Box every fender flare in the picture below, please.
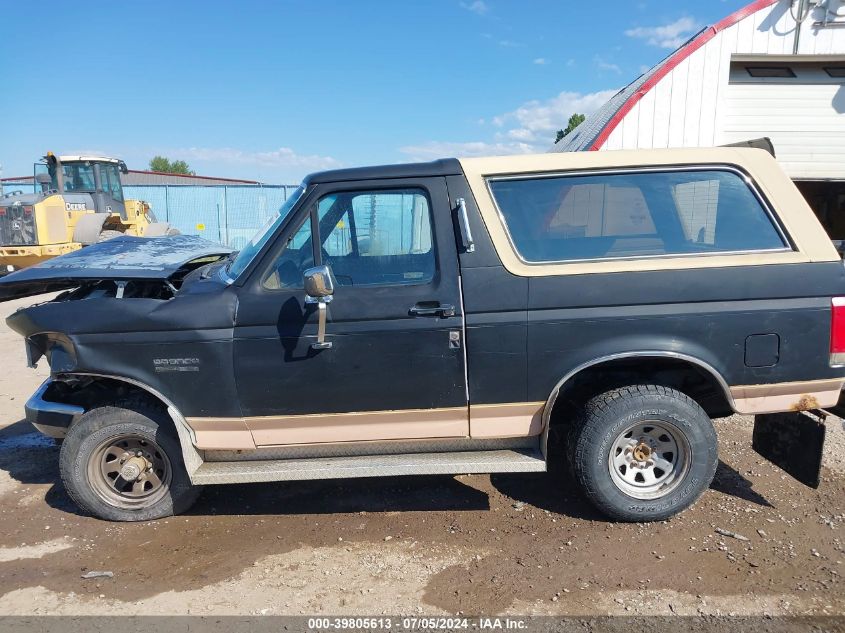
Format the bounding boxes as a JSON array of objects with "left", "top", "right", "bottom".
[
  {"left": 538, "top": 351, "right": 734, "bottom": 460},
  {"left": 55, "top": 372, "right": 204, "bottom": 481}
]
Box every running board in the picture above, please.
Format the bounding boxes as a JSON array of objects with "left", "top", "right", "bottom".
[{"left": 191, "top": 448, "right": 546, "bottom": 485}]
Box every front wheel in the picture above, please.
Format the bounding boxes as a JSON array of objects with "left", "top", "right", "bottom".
[
  {"left": 59, "top": 403, "right": 201, "bottom": 521},
  {"left": 568, "top": 385, "right": 717, "bottom": 522}
]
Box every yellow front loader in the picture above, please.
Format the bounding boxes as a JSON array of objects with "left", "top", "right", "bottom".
[{"left": 0, "top": 153, "right": 178, "bottom": 271}]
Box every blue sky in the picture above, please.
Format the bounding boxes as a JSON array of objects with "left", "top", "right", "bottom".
[{"left": 1, "top": 1, "right": 748, "bottom": 183}]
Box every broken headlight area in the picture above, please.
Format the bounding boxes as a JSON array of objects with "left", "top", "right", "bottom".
[{"left": 25, "top": 333, "right": 76, "bottom": 371}]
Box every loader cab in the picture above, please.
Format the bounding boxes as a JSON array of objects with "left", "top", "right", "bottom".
[{"left": 35, "top": 154, "right": 128, "bottom": 218}]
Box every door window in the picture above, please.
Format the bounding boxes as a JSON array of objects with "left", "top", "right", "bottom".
[
  {"left": 101, "top": 164, "right": 124, "bottom": 201},
  {"left": 317, "top": 189, "right": 435, "bottom": 286}
]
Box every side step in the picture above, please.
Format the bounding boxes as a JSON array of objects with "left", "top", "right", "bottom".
[{"left": 191, "top": 448, "right": 546, "bottom": 485}]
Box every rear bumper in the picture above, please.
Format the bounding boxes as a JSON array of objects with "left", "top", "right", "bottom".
[{"left": 25, "top": 380, "right": 84, "bottom": 439}]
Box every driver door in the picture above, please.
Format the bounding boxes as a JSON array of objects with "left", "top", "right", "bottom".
[{"left": 232, "top": 177, "right": 468, "bottom": 446}]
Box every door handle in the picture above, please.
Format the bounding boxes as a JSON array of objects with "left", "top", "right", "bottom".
[{"left": 409, "top": 302, "right": 455, "bottom": 318}]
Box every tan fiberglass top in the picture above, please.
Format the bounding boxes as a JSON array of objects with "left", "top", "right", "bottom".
[{"left": 458, "top": 147, "right": 839, "bottom": 277}]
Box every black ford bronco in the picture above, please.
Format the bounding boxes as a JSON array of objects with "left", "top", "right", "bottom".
[{"left": 3, "top": 147, "right": 843, "bottom": 522}]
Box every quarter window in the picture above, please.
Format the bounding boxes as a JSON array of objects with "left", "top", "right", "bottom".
[
  {"left": 262, "top": 215, "right": 314, "bottom": 289},
  {"left": 488, "top": 169, "right": 787, "bottom": 263}
]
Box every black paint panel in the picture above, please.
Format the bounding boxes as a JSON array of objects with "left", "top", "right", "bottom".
[
  {"left": 233, "top": 176, "right": 468, "bottom": 419},
  {"left": 71, "top": 336, "right": 239, "bottom": 418},
  {"left": 447, "top": 176, "right": 531, "bottom": 406},
  {"left": 305, "top": 159, "right": 461, "bottom": 185},
  {"left": 527, "top": 263, "right": 845, "bottom": 310},
  {"left": 457, "top": 257, "right": 845, "bottom": 406},
  {"left": 524, "top": 299, "right": 829, "bottom": 403},
  {"left": 7, "top": 281, "right": 242, "bottom": 418}
]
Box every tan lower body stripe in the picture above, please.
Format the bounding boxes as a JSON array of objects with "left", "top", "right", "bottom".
[
  {"left": 730, "top": 378, "right": 844, "bottom": 414},
  {"left": 469, "top": 402, "right": 545, "bottom": 438},
  {"left": 186, "top": 401, "right": 547, "bottom": 450}
]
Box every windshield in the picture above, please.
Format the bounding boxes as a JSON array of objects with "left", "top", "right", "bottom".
[{"left": 227, "top": 185, "right": 306, "bottom": 279}]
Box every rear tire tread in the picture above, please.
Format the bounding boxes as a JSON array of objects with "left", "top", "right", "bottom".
[{"left": 569, "top": 384, "right": 718, "bottom": 522}]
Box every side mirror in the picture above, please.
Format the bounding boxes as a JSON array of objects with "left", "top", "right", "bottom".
[
  {"left": 303, "top": 265, "right": 335, "bottom": 351},
  {"left": 35, "top": 173, "right": 52, "bottom": 193},
  {"left": 303, "top": 264, "right": 335, "bottom": 299}
]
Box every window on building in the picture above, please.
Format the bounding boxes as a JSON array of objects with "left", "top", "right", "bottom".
[
  {"left": 824, "top": 67, "right": 845, "bottom": 78},
  {"left": 745, "top": 66, "right": 795, "bottom": 78},
  {"left": 488, "top": 169, "right": 787, "bottom": 263}
]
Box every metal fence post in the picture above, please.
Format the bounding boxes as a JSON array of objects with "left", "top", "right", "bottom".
[{"left": 222, "top": 186, "right": 229, "bottom": 245}]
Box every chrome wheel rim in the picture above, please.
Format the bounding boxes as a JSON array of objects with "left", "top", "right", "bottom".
[
  {"left": 88, "top": 434, "right": 172, "bottom": 509},
  {"left": 608, "top": 420, "right": 691, "bottom": 500}
]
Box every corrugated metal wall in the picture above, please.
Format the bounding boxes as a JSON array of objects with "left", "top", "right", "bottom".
[
  {"left": 124, "top": 184, "right": 298, "bottom": 249},
  {"left": 0, "top": 182, "right": 300, "bottom": 249}
]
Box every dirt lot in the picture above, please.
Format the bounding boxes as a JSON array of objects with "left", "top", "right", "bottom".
[{"left": 0, "top": 295, "right": 843, "bottom": 617}]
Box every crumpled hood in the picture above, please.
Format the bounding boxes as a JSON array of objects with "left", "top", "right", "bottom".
[{"left": 0, "top": 234, "right": 233, "bottom": 301}]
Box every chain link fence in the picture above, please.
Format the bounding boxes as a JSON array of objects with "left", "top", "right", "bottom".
[
  {"left": 1, "top": 181, "right": 300, "bottom": 249},
  {"left": 123, "top": 184, "right": 299, "bottom": 249}
]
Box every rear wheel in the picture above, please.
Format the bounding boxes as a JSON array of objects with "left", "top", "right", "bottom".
[
  {"left": 568, "top": 385, "right": 717, "bottom": 522},
  {"left": 59, "top": 403, "right": 201, "bottom": 521}
]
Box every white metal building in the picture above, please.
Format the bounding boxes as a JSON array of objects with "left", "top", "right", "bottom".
[{"left": 555, "top": 0, "right": 845, "bottom": 237}]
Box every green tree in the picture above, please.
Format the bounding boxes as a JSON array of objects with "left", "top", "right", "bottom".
[
  {"left": 149, "top": 156, "right": 195, "bottom": 175},
  {"left": 555, "top": 113, "right": 586, "bottom": 143}
]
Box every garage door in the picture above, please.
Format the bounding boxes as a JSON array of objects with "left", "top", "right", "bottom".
[{"left": 722, "top": 63, "right": 845, "bottom": 179}]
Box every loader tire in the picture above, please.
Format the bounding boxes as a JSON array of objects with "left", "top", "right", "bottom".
[{"left": 97, "top": 230, "right": 124, "bottom": 242}]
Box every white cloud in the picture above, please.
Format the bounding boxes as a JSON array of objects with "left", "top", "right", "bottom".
[
  {"left": 493, "top": 89, "right": 618, "bottom": 144},
  {"left": 533, "top": 57, "right": 548, "bottom": 65},
  {"left": 399, "top": 88, "right": 618, "bottom": 158},
  {"left": 625, "top": 16, "right": 701, "bottom": 49},
  {"left": 460, "top": 0, "right": 489, "bottom": 15},
  {"left": 64, "top": 148, "right": 110, "bottom": 157},
  {"left": 594, "top": 56, "right": 622, "bottom": 74},
  {"left": 171, "top": 146, "right": 340, "bottom": 171},
  {"left": 399, "top": 141, "right": 536, "bottom": 161}
]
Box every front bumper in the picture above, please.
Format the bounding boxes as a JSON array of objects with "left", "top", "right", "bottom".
[{"left": 25, "top": 380, "right": 84, "bottom": 439}]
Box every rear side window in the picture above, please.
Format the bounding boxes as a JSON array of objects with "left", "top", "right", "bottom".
[{"left": 487, "top": 169, "right": 787, "bottom": 263}]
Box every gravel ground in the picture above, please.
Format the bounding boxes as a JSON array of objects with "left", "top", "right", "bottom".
[{"left": 0, "top": 295, "right": 843, "bottom": 617}]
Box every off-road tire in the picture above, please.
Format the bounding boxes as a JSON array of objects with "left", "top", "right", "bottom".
[
  {"left": 59, "top": 403, "right": 201, "bottom": 521},
  {"left": 568, "top": 385, "right": 717, "bottom": 522},
  {"left": 97, "top": 229, "right": 124, "bottom": 242}
]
